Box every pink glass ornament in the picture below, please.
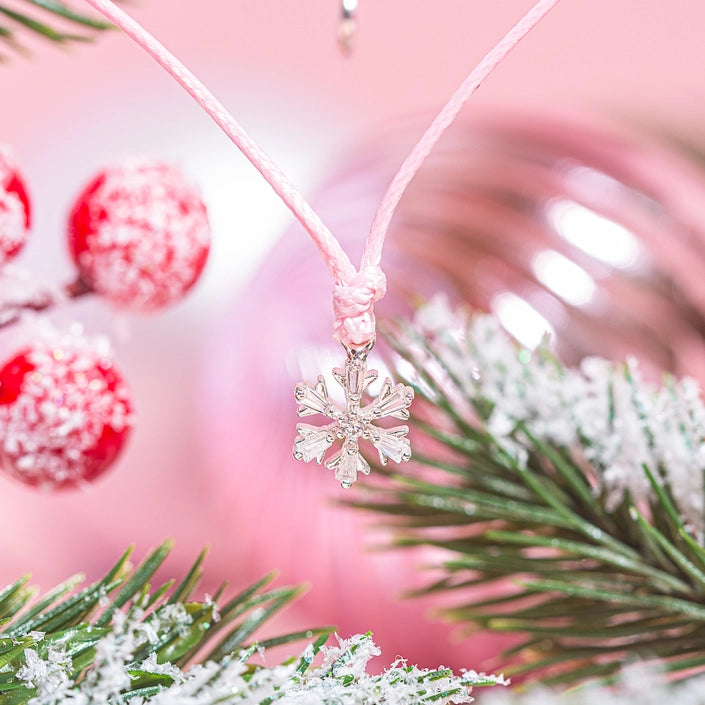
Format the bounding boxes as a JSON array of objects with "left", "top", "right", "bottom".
[{"left": 198, "top": 111, "right": 705, "bottom": 669}]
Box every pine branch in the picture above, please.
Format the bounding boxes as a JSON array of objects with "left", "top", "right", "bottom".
[
  {"left": 482, "top": 664, "right": 705, "bottom": 705},
  {"left": 0, "top": 541, "right": 332, "bottom": 703},
  {"left": 349, "top": 297, "right": 705, "bottom": 687},
  {"left": 0, "top": 542, "right": 504, "bottom": 704},
  {"left": 0, "top": 0, "right": 114, "bottom": 60}
]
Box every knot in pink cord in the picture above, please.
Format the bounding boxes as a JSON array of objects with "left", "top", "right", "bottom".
[{"left": 332, "top": 265, "right": 387, "bottom": 348}]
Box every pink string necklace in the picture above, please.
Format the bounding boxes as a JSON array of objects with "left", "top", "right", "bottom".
[{"left": 80, "top": 0, "right": 562, "bottom": 486}]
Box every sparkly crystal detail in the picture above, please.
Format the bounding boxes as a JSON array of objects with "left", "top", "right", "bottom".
[
  {"left": 293, "top": 347, "right": 414, "bottom": 488},
  {"left": 292, "top": 423, "right": 336, "bottom": 463}
]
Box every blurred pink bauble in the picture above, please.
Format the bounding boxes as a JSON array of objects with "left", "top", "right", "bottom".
[
  {"left": 391, "top": 112, "right": 705, "bottom": 382},
  {"left": 198, "top": 111, "right": 705, "bottom": 669}
]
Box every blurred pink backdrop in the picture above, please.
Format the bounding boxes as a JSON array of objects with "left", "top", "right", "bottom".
[{"left": 2, "top": 0, "right": 705, "bottom": 672}]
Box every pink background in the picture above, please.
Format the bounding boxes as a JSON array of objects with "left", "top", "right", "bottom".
[{"left": 2, "top": 0, "right": 705, "bottom": 671}]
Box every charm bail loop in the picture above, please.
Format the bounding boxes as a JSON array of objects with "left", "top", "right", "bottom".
[{"left": 343, "top": 338, "right": 375, "bottom": 362}]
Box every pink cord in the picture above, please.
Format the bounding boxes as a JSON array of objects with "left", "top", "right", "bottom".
[
  {"left": 364, "top": 0, "right": 562, "bottom": 270},
  {"left": 80, "top": 0, "right": 356, "bottom": 286},
  {"left": 82, "top": 0, "right": 562, "bottom": 348}
]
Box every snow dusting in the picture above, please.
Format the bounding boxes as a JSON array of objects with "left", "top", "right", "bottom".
[
  {"left": 0, "top": 335, "right": 133, "bottom": 489},
  {"left": 68, "top": 158, "right": 210, "bottom": 311},
  {"left": 482, "top": 663, "right": 705, "bottom": 705},
  {"left": 14, "top": 620, "right": 503, "bottom": 705},
  {"left": 406, "top": 296, "right": 705, "bottom": 536}
]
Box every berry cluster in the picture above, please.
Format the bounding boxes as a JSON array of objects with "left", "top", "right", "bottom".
[{"left": 0, "top": 149, "right": 211, "bottom": 489}]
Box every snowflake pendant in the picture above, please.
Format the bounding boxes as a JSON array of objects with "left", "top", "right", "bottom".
[{"left": 293, "top": 346, "right": 414, "bottom": 488}]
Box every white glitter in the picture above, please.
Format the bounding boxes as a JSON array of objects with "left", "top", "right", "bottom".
[
  {"left": 15, "top": 626, "right": 500, "bottom": 705},
  {"left": 406, "top": 296, "right": 705, "bottom": 536},
  {"left": 0, "top": 337, "right": 133, "bottom": 488},
  {"left": 71, "top": 158, "right": 210, "bottom": 311}
]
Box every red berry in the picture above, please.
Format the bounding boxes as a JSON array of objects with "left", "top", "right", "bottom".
[
  {"left": 0, "top": 340, "right": 133, "bottom": 489},
  {"left": 0, "top": 146, "right": 31, "bottom": 264},
  {"left": 67, "top": 158, "right": 210, "bottom": 310}
]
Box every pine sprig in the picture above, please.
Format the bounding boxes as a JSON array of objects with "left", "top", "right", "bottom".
[
  {"left": 0, "top": 541, "right": 504, "bottom": 704},
  {"left": 350, "top": 297, "right": 705, "bottom": 687},
  {"left": 0, "top": 541, "right": 333, "bottom": 703},
  {"left": 0, "top": 0, "right": 113, "bottom": 60},
  {"left": 480, "top": 663, "right": 705, "bottom": 705}
]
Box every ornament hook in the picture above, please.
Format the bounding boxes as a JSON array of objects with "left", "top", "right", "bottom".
[{"left": 338, "top": 0, "right": 358, "bottom": 55}]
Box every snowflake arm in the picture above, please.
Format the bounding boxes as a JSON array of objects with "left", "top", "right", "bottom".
[{"left": 293, "top": 348, "right": 414, "bottom": 487}]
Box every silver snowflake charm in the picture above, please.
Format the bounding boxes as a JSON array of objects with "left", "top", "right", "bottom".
[{"left": 293, "top": 346, "right": 414, "bottom": 488}]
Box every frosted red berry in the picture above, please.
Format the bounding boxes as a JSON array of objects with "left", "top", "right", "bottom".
[
  {"left": 0, "top": 341, "right": 133, "bottom": 489},
  {"left": 67, "top": 158, "right": 210, "bottom": 311},
  {"left": 0, "top": 146, "right": 31, "bottom": 264}
]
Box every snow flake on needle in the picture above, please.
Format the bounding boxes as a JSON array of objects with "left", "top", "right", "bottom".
[{"left": 293, "top": 349, "right": 414, "bottom": 487}]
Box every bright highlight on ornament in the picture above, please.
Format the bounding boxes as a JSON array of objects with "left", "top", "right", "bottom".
[
  {"left": 293, "top": 348, "right": 414, "bottom": 488},
  {"left": 0, "top": 339, "right": 133, "bottom": 489},
  {"left": 547, "top": 199, "right": 641, "bottom": 268},
  {"left": 0, "top": 146, "right": 31, "bottom": 265},
  {"left": 564, "top": 165, "right": 623, "bottom": 202},
  {"left": 532, "top": 249, "right": 596, "bottom": 306},
  {"left": 67, "top": 158, "right": 211, "bottom": 311},
  {"left": 492, "top": 292, "right": 554, "bottom": 350}
]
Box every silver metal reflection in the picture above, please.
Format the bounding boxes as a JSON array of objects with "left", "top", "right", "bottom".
[{"left": 293, "top": 343, "right": 413, "bottom": 488}]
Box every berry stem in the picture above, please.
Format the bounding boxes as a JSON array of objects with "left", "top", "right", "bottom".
[{"left": 0, "top": 277, "right": 93, "bottom": 329}]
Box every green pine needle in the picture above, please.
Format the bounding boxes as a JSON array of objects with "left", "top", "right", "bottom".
[
  {"left": 348, "top": 300, "right": 705, "bottom": 687},
  {"left": 0, "top": 542, "right": 332, "bottom": 703},
  {"left": 0, "top": 0, "right": 115, "bottom": 59}
]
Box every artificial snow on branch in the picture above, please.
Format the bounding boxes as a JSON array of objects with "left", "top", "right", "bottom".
[
  {"left": 349, "top": 296, "right": 705, "bottom": 686},
  {"left": 0, "top": 542, "right": 505, "bottom": 704},
  {"left": 412, "top": 296, "right": 705, "bottom": 535},
  {"left": 19, "top": 630, "right": 505, "bottom": 705},
  {"left": 481, "top": 664, "right": 705, "bottom": 705}
]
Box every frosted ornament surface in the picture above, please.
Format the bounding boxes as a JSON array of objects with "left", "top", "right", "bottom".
[
  {"left": 0, "top": 340, "right": 133, "bottom": 489},
  {"left": 67, "top": 158, "right": 210, "bottom": 311}
]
